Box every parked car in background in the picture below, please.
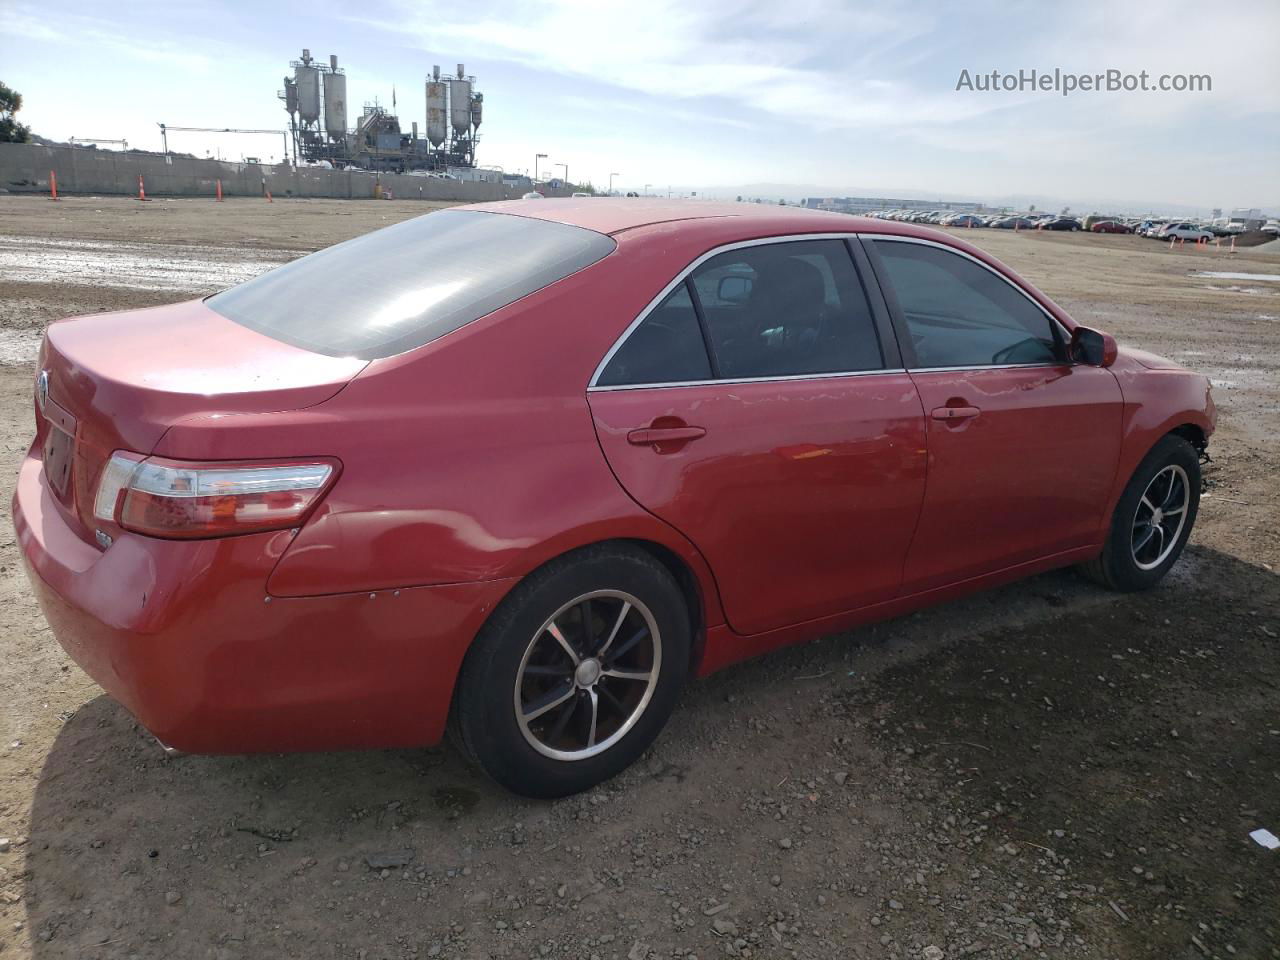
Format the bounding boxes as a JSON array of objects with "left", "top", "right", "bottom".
[
  {"left": 1038, "top": 217, "right": 1083, "bottom": 232},
  {"left": 1092, "top": 220, "right": 1134, "bottom": 234},
  {"left": 1262, "top": 220, "right": 1280, "bottom": 236},
  {"left": 1160, "top": 223, "right": 1214, "bottom": 242},
  {"left": 945, "top": 214, "right": 985, "bottom": 228},
  {"left": 14, "top": 200, "right": 1215, "bottom": 798},
  {"left": 1136, "top": 221, "right": 1166, "bottom": 237},
  {"left": 991, "top": 217, "right": 1036, "bottom": 230}
]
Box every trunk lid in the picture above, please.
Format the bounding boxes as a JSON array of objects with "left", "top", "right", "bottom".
[{"left": 37, "top": 299, "right": 366, "bottom": 545}]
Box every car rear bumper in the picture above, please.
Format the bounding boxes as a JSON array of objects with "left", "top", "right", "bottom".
[{"left": 13, "top": 452, "right": 514, "bottom": 753}]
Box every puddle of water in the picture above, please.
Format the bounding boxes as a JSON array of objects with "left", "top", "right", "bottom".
[
  {"left": 1193, "top": 271, "right": 1280, "bottom": 282},
  {"left": 1201, "top": 366, "right": 1277, "bottom": 391},
  {"left": 0, "top": 236, "right": 294, "bottom": 294},
  {"left": 0, "top": 329, "right": 43, "bottom": 365}
]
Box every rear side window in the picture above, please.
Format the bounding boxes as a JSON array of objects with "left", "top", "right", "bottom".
[
  {"left": 690, "top": 240, "right": 884, "bottom": 379},
  {"left": 597, "top": 284, "right": 712, "bottom": 386},
  {"left": 207, "top": 209, "right": 615, "bottom": 360},
  {"left": 871, "top": 240, "right": 1060, "bottom": 368}
]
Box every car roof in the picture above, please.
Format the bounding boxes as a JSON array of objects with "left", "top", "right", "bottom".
[
  {"left": 466, "top": 197, "right": 1079, "bottom": 334},
  {"left": 465, "top": 197, "right": 866, "bottom": 237}
]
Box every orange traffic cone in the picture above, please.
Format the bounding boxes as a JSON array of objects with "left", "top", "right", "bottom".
[
  {"left": 137, "top": 175, "right": 148, "bottom": 201},
  {"left": 216, "top": 179, "right": 223, "bottom": 202},
  {"left": 49, "top": 170, "right": 58, "bottom": 201},
  {"left": 266, "top": 189, "right": 273, "bottom": 203}
]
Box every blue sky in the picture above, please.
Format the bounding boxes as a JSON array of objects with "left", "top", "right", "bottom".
[{"left": 3, "top": 0, "right": 1277, "bottom": 210}]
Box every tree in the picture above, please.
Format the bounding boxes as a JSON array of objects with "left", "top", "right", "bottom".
[{"left": 0, "top": 82, "right": 32, "bottom": 143}]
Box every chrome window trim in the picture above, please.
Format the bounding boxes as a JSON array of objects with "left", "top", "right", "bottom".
[
  {"left": 589, "top": 232, "right": 867, "bottom": 389},
  {"left": 587, "top": 231, "right": 1073, "bottom": 392},
  {"left": 589, "top": 366, "right": 909, "bottom": 393}
]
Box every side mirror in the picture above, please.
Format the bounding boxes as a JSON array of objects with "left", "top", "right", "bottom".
[
  {"left": 1070, "top": 326, "right": 1118, "bottom": 367},
  {"left": 718, "top": 275, "right": 752, "bottom": 304}
]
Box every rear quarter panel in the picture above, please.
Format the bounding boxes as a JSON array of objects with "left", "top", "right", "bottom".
[{"left": 152, "top": 229, "right": 742, "bottom": 626}]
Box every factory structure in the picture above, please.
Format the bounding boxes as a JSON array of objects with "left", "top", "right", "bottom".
[{"left": 280, "top": 49, "right": 484, "bottom": 174}]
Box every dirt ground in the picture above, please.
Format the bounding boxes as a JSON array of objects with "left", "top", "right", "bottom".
[{"left": 0, "top": 197, "right": 1276, "bottom": 960}]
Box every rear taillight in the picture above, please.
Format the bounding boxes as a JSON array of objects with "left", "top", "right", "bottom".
[{"left": 94, "top": 454, "right": 337, "bottom": 540}]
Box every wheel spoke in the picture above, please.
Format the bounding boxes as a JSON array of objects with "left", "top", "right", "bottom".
[
  {"left": 1163, "top": 505, "right": 1185, "bottom": 517},
  {"left": 1140, "top": 494, "right": 1157, "bottom": 516},
  {"left": 606, "top": 626, "right": 648, "bottom": 665},
  {"left": 586, "top": 689, "right": 600, "bottom": 748},
  {"left": 547, "top": 691, "right": 580, "bottom": 743},
  {"left": 595, "top": 601, "right": 632, "bottom": 658},
  {"left": 1161, "top": 476, "right": 1184, "bottom": 509},
  {"left": 546, "top": 621, "right": 580, "bottom": 665},
  {"left": 522, "top": 663, "right": 570, "bottom": 678},
  {"left": 1133, "top": 525, "right": 1157, "bottom": 556},
  {"left": 597, "top": 680, "right": 628, "bottom": 715},
  {"left": 603, "top": 667, "right": 653, "bottom": 682},
  {"left": 523, "top": 681, "right": 575, "bottom": 722}
]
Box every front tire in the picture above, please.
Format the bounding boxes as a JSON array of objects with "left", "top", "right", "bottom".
[
  {"left": 451, "top": 544, "right": 690, "bottom": 798},
  {"left": 1082, "top": 435, "right": 1200, "bottom": 591}
]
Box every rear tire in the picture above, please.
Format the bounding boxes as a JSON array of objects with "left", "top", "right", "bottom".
[
  {"left": 451, "top": 544, "right": 690, "bottom": 798},
  {"left": 1082, "top": 435, "right": 1200, "bottom": 591}
]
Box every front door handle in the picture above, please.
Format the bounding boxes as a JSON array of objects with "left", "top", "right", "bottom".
[
  {"left": 627, "top": 425, "right": 707, "bottom": 445},
  {"left": 930, "top": 405, "right": 980, "bottom": 421}
]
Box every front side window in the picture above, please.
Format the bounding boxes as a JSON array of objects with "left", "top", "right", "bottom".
[
  {"left": 208, "top": 209, "right": 615, "bottom": 360},
  {"left": 689, "top": 240, "right": 883, "bottom": 379},
  {"left": 871, "top": 240, "right": 1060, "bottom": 368}
]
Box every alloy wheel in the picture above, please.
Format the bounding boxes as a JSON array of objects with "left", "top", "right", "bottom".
[
  {"left": 513, "top": 590, "right": 662, "bottom": 761},
  {"left": 1131, "top": 464, "right": 1190, "bottom": 571}
]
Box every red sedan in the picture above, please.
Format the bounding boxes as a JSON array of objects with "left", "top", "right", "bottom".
[
  {"left": 1092, "top": 220, "right": 1135, "bottom": 234},
  {"left": 14, "top": 200, "right": 1215, "bottom": 797}
]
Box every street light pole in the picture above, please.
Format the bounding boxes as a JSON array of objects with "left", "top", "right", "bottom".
[
  {"left": 534, "top": 152, "right": 547, "bottom": 181},
  {"left": 644, "top": 183, "right": 652, "bottom": 196},
  {"left": 609, "top": 172, "right": 619, "bottom": 195},
  {"left": 555, "top": 162, "right": 567, "bottom": 185}
]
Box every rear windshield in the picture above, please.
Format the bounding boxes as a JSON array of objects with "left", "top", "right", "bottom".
[{"left": 207, "top": 209, "right": 615, "bottom": 359}]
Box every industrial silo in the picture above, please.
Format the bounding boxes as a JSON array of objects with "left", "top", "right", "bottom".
[
  {"left": 471, "top": 93, "right": 483, "bottom": 129},
  {"left": 426, "top": 71, "right": 448, "bottom": 146},
  {"left": 323, "top": 58, "right": 347, "bottom": 139},
  {"left": 295, "top": 58, "right": 321, "bottom": 124},
  {"left": 282, "top": 77, "right": 298, "bottom": 116},
  {"left": 450, "top": 64, "right": 472, "bottom": 134}
]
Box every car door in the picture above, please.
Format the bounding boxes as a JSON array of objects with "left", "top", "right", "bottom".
[
  {"left": 864, "top": 236, "right": 1123, "bottom": 593},
  {"left": 587, "top": 238, "right": 928, "bottom": 637}
]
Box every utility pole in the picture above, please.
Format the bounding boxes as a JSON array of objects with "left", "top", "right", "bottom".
[
  {"left": 644, "top": 183, "right": 652, "bottom": 196},
  {"left": 555, "top": 162, "right": 567, "bottom": 185},
  {"left": 534, "top": 152, "right": 547, "bottom": 181},
  {"left": 609, "top": 172, "right": 619, "bottom": 195}
]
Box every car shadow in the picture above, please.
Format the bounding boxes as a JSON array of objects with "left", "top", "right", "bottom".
[{"left": 18, "top": 546, "right": 1277, "bottom": 958}]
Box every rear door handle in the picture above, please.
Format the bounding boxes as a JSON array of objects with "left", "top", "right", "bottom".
[
  {"left": 627, "top": 426, "right": 707, "bottom": 445},
  {"left": 930, "top": 405, "right": 980, "bottom": 421}
]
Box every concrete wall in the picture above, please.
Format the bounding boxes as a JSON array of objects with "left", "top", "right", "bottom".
[{"left": 0, "top": 142, "right": 566, "bottom": 201}]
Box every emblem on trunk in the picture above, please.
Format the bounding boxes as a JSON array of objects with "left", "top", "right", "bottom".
[{"left": 36, "top": 370, "right": 50, "bottom": 412}]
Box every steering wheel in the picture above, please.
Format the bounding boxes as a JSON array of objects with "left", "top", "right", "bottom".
[{"left": 991, "top": 337, "right": 1048, "bottom": 365}]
